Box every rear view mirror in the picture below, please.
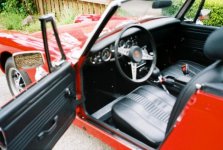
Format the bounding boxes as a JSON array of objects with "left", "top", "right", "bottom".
[
  {"left": 13, "top": 51, "right": 45, "bottom": 70},
  {"left": 152, "top": 0, "right": 172, "bottom": 9}
]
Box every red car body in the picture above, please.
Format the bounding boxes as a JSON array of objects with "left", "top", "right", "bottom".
[
  {"left": 73, "top": 91, "right": 223, "bottom": 150},
  {"left": 0, "top": 16, "right": 128, "bottom": 81},
  {"left": 0, "top": 10, "right": 223, "bottom": 150}
]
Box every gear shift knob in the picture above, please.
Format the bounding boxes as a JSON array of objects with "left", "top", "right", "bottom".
[{"left": 152, "top": 67, "right": 161, "bottom": 79}]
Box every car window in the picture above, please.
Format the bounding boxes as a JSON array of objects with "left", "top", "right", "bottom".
[
  {"left": 0, "top": 29, "right": 65, "bottom": 108},
  {"left": 162, "top": 0, "right": 186, "bottom": 17},
  {"left": 116, "top": 0, "right": 186, "bottom": 18},
  {"left": 184, "top": 0, "right": 223, "bottom": 27},
  {"left": 0, "top": 54, "right": 49, "bottom": 107}
]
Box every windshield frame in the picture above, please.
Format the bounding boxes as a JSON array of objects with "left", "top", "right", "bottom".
[{"left": 81, "top": 0, "right": 126, "bottom": 56}]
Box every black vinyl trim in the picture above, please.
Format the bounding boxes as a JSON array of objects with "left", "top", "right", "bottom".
[
  {"left": 202, "top": 83, "right": 223, "bottom": 97},
  {"left": 85, "top": 110, "right": 154, "bottom": 150},
  {"left": 176, "top": 0, "right": 195, "bottom": 20},
  {"left": 0, "top": 62, "right": 76, "bottom": 150}
]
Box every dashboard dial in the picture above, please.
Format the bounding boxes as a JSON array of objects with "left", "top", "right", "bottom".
[
  {"left": 119, "top": 40, "right": 125, "bottom": 47},
  {"left": 89, "top": 35, "right": 139, "bottom": 65},
  {"left": 126, "top": 40, "right": 133, "bottom": 48},
  {"left": 101, "top": 48, "right": 112, "bottom": 62}
]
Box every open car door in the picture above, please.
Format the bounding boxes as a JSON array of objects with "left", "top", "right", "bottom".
[
  {"left": 0, "top": 16, "right": 77, "bottom": 149},
  {"left": 0, "top": 62, "right": 76, "bottom": 149}
]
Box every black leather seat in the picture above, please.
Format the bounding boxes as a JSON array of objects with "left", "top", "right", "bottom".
[
  {"left": 112, "top": 85, "right": 175, "bottom": 147},
  {"left": 162, "top": 60, "right": 205, "bottom": 83},
  {"left": 112, "top": 27, "right": 223, "bottom": 147}
]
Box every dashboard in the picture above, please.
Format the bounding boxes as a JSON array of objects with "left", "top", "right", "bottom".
[
  {"left": 88, "top": 35, "right": 140, "bottom": 65},
  {"left": 87, "top": 18, "right": 180, "bottom": 65}
]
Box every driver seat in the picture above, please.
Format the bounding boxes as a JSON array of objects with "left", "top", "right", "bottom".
[{"left": 112, "top": 27, "right": 223, "bottom": 147}]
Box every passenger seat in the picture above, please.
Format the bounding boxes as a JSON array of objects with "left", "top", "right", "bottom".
[{"left": 162, "top": 60, "right": 205, "bottom": 83}]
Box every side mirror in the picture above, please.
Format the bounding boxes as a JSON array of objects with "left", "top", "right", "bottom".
[
  {"left": 13, "top": 51, "right": 45, "bottom": 70},
  {"left": 152, "top": 0, "right": 172, "bottom": 9}
]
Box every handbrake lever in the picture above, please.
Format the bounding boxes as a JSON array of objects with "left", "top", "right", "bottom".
[{"left": 152, "top": 67, "right": 170, "bottom": 94}]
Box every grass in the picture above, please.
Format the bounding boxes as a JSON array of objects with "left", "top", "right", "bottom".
[
  {"left": 57, "top": 8, "right": 79, "bottom": 25},
  {"left": 0, "top": 8, "right": 80, "bottom": 33},
  {"left": 0, "top": 12, "right": 25, "bottom": 30},
  {"left": 0, "top": 12, "right": 41, "bottom": 33}
]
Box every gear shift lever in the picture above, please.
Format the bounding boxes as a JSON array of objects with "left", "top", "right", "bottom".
[
  {"left": 152, "top": 67, "right": 161, "bottom": 79},
  {"left": 152, "top": 67, "right": 170, "bottom": 94}
]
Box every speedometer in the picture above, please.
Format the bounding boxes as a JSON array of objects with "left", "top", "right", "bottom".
[{"left": 101, "top": 48, "right": 112, "bottom": 62}]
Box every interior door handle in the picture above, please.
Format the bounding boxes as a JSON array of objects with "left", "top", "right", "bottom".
[{"left": 38, "top": 115, "right": 58, "bottom": 140}]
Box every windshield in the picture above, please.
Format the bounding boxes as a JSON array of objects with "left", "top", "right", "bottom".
[
  {"left": 99, "top": 0, "right": 185, "bottom": 37},
  {"left": 118, "top": 0, "right": 167, "bottom": 19},
  {"left": 118, "top": 0, "right": 185, "bottom": 18}
]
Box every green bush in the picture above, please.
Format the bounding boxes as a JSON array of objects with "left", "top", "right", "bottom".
[
  {"left": 1, "top": 0, "right": 36, "bottom": 15},
  {"left": 0, "top": 0, "right": 5, "bottom": 11},
  {"left": 163, "top": 0, "right": 202, "bottom": 18},
  {"left": 162, "top": 0, "right": 185, "bottom": 17},
  {"left": 203, "top": 1, "right": 223, "bottom": 27},
  {"left": 163, "top": 0, "right": 223, "bottom": 27},
  {"left": 0, "top": 0, "right": 39, "bottom": 32}
]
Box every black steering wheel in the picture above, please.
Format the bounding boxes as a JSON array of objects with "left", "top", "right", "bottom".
[{"left": 114, "top": 24, "right": 157, "bottom": 83}]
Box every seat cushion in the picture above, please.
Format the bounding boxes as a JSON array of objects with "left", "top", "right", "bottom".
[
  {"left": 112, "top": 85, "right": 176, "bottom": 147},
  {"left": 162, "top": 60, "right": 205, "bottom": 83}
]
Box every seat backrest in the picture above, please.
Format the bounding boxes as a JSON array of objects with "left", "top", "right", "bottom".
[{"left": 166, "top": 27, "right": 223, "bottom": 134}]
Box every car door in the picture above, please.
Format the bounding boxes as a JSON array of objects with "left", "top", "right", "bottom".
[
  {"left": 0, "top": 16, "right": 78, "bottom": 150},
  {"left": 173, "top": 0, "right": 220, "bottom": 65},
  {"left": 175, "top": 22, "right": 217, "bottom": 64},
  {"left": 0, "top": 61, "right": 77, "bottom": 150}
]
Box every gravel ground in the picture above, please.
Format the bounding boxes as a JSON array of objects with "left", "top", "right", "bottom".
[{"left": 0, "top": 71, "right": 112, "bottom": 150}]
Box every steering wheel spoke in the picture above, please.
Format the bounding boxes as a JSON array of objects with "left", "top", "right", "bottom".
[
  {"left": 130, "top": 62, "right": 137, "bottom": 80},
  {"left": 142, "top": 50, "right": 153, "bottom": 60},
  {"left": 118, "top": 46, "right": 130, "bottom": 56}
]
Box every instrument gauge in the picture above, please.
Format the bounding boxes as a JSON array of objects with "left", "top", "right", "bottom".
[
  {"left": 90, "top": 55, "right": 96, "bottom": 64},
  {"left": 119, "top": 40, "right": 125, "bottom": 47},
  {"left": 101, "top": 48, "right": 112, "bottom": 62},
  {"left": 126, "top": 40, "right": 133, "bottom": 48}
]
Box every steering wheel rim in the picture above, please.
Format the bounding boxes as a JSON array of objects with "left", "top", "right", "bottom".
[{"left": 114, "top": 24, "right": 157, "bottom": 83}]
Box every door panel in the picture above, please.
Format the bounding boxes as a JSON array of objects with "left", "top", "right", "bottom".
[
  {"left": 0, "top": 62, "right": 76, "bottom": 150},
  {"left": 174, "top": 23, "right": 218, "bottom": 65}
]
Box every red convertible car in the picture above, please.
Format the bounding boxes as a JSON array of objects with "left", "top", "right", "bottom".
[{"left": 0, "top": 0, "right": 223, "bottom": 149}]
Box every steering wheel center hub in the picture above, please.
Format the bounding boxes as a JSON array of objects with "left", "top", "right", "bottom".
[{"left": 129, "top": 46, "right": 143, "bottom": 63}]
